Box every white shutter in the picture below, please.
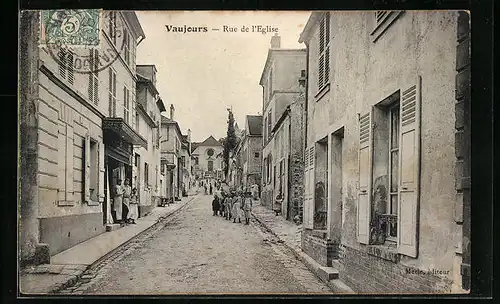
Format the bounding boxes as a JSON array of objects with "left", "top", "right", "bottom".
[
  {"left": 307, "top": 146, "right": 315, "bottom": 229},
  {"left": 65, "top": 125, "right": 74, "bottom": 201},
  {"left": 397, "top": 76, "right": 422, "bottom": 258},
  {"left": 357, "top": 110, "right": 373, "bottom": 244},
  {"left": 84, "top": 132, "right": 91, "bottom": 202},
  {"left": 98, "top": 141, "right": 105, "bottom": 202},
  {"left": 303, "top": 148, "right": 310, "bottom": 226}
]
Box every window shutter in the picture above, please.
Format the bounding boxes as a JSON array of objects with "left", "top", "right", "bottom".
[
  {"left": 58, "top": 49, "right": 66, "bottom": 78},
  {"left": 93, "top": 51, "right": 99, "bottom": 104},
  {"left": 98, "top": 141, "right": 105, "bottom": 202},
  {"left": 307, "top": 146, "right": 315, "bottom": 229},
  {"left": 57, "top": 125, "right": 66, "bottom": 202},
  {"left": 88, "top": 50, "right": 94, "bottom": 101},
  {"left": 67, "top": 52, "right": 74, "bottom": 84},
  {"left": 357, "top": 109, "right": 373, "bottom": 244},
  {"left": 84, "top": 132, "right": 91, "bottom": 202},
  {"left": 397, "top": 76, "right": 422, "bottom": 258}
]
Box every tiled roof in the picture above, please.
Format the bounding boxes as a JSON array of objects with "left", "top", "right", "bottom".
[{"left": 198, "top": 135, "right": 222, "bottom": 147}]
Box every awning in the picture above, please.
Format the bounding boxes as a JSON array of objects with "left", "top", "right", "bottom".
[{"left": 103, "top": 117, "right": 147, "bottom": 148}]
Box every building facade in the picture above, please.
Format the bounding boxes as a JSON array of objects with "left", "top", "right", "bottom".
[
  {"left": 269, "top": 81, "right": 306, "bottom": 221},
  {"left": 299, "top": 11, "right": 470, "bottom": 293},
  {"left": 191, "top": 136, "right": 224, "bottom": 181},
  {"left": 19, "top": 11, "right": 147, "bottom": 264},
  {"left": 241, "top": 115, "right": 263, "bottom": 191},
  {"left": 259, "top": 34, "right": 306, "bottom": 210},
  {"left": 134, "top": 65, "right": 165, "bottom": 216},
  {"left": 180, "top": 133, "right": 193, "bottom": 195},
  {"left": 160, "top": 105, "right": 184, "bottom": 201}
]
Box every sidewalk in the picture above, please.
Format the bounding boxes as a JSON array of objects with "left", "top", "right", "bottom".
[
  {"left": 19, "top": 194, "right": 197, "bottom": 294},
  {"left": 251, "top": 202, "right": 355, "bottom": 294}
]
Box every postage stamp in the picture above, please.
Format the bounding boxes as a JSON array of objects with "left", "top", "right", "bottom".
[
  {"left": 40, "top": 10, "right": 126, "bottom": 74},
  {"left": 41, "top": 9, "right": 100, "bottom": 46}
]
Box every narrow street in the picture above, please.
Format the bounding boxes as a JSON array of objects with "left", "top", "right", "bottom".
[{"left": 74, "top": 193, "right": 332, "bottom": 294}]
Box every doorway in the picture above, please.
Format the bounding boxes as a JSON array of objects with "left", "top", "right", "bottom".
[{"left": 330, "top": 127, "right": 344, "bottom": 242}]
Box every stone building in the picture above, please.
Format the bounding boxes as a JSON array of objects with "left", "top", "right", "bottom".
[
  {"left": 19, "top": 11, "right": 147, "bottom": 264},
  {"left": 241, "top": 115, "right": 263, "bottom": 191},
  {"left": 191, "top": 136, "right": 223, "bottom": 180},
  {"left": 180, "top": 133, "right": 193, "bottom": 195},
  {"left": 134, "top": 65, "right": 165, "bottom": 216},
  {"left": 269, "top": 78, "right": 306, "bottom": 221},
  {"left": 259, "top": 34, "right": 306, "bottom": 210},
  {"left": 298, "top": 11, "right": 470, "bottom": 293},
  {"left": 160, "top": 105, "right": 184, "bottom": 201}
]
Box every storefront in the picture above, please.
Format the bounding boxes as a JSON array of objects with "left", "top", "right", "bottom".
[{"left": 103, "top": 118, "right": 147, "bottom": 225}]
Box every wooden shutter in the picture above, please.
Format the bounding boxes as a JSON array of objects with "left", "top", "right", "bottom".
[
  {"left": 65, "top": 125, "right": 74, "bottom": 201},
  {"left": 307, "top": 146, "right": 315, "bottom": 229},
  {"left": 397, "top": 76, "right": 422, "bottom": 257},
  {"left": 357, "top": 110, "right": 373, "bottom": 244},
  {"left": 84, "top": 132, "right": 91, "bottom": 202},
  {"left": 303, "top": 148, "right": 310, "bottom": 226},
  {"left": 98, "top": 140, "right": 105, "bottom": 202},
  {"left": 93, "top": 50, "right": 99, "bottom": 104},
  {"left": 67, "top": 52, "right": 74, "bottom": 85}
]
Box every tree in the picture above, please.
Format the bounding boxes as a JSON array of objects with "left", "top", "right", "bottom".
[{"left": 223, "top": 108, "right": 237, "bottom": 179}]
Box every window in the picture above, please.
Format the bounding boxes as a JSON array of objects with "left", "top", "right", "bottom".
[
  {"left": 134, "top": 153, "right": 140, "bottom": 167},
  {"left": 318, "top": 12, "right": 330, "bottom": 90},
  {"left": 387, "top": 104, "right": 400, "bottom": 240},
  {"left": 109, "top": 11, "right": 117, "bottom": 45},
  {"left": 264, "top": 117, "right": 268, "bottom": 142},
  {"left": 58, "top": 49, "right": 74, "bottom": 85},
  {"left": 267, "top": 112, "right": 272, "bottom": 141},
  {"left": 207, "top": 148, "right": 214, "bottom": 157},
  {"left": 123, "top": 86, "right": 130, "bottom": 124},
  {"left": 88, "top": 49, "right": 99, "bottom": 104},
  {"left": 182, "top": 156, "right": 186, "bottom": 168},
  {"left": 108, "top": 68, "right": 117, "bottom": 116},
  {"left": 135, "top": 112, "right": 139, "bottom": 132},
  {"left": 89, "top": 139, "right": 98, "bottom": 201},
  {"left": 194, "top": 157, "right": 199, "bottom": 165},
  {"left": 144, "top": 162, "right": 149, "bottom": 186},
  {"left": 255, "top": 152, "right": 260, "bottom": 158},
  {"left": 123, "top": 28, "right": 131, "bottom": 66},
  {"left": 357, "top": 77, "right": 421, "bottom": 258}
]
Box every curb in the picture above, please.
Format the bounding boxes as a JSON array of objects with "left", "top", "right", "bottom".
[
  {"left": 251, "top": 211, "right": 355, "bottom": 294},
  {"left": 48, "top": 195, "right": 198, "bottom": 294}
]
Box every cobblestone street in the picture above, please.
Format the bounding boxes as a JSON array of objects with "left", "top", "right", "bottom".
[{"left": 70, "top": 194, "right": 332, "bottom": 294}]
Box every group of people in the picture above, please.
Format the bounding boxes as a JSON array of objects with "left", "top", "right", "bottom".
[
  {"left": 113, "top": 178, "right": 139, "bottom": 226},
  {"left": 212, "top": 191, "right": 253, "bottom": 225}
]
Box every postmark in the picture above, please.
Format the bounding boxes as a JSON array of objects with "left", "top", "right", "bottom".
[{"left": 40, "top": 10, "right": 126, "bottom": 74}]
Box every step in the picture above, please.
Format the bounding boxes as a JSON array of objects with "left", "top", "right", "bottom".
[
  {"left": 105, "top": 224, "right": 121, "bottom": 232},
  {"left": 318, "top": 266, "right": 339, "bottom": 281}
]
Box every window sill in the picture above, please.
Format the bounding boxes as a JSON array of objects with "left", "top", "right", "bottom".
[
  {"left": 57, "top": 200, "right": 75, "bottom": 207},
  {"left": 366, "top": 243, "right": 400, "bottom": 263},
  {"left": 314, "top": 83, "right": 330, "bottom": 102}
]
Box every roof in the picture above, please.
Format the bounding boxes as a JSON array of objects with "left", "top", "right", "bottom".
[
  {"left": 246, "top": 115, "right": 262, "bottom": 136},
  {"left": 298, "top": 12, "right": 323, "bottom": 44},
  {"left": 259, "top": 48, "right": 307, "bottom": 85},
  {"left": 160, "top": 115, "right": 183, "bottom": 139},
  {"left": 198, "top": 135, "right": 222, "bottom": 147},
  {"left": 191, "top": 142, "right": 200, "bottom": 153}
]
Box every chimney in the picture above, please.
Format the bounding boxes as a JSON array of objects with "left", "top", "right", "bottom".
[
  {"left": 270, "top": 33, "right": 281, "bottom": 49},
  {"left": 187, "top": 129, "right": 192, "bottom": 153},
  {"left": 170, "top": 104, "right": 175, "bottom": 120}
]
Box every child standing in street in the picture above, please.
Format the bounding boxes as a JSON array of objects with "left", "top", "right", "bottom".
[
  {"left": 232, "top": 192, "right": 243, "bottom": 223},
  {"left": 242, "top": 191, "right": 253, "bottom": 225}
]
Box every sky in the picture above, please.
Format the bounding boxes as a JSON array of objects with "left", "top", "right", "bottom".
[{"left": 135, "top": 11, "right": 311, "bottom": 143}]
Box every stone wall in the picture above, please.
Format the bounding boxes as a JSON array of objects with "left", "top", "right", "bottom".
[{"left": 339, "top": 245, "right": 453, "bottom": 293}]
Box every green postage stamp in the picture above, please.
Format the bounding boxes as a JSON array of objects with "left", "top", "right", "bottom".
[{"left": 41, "top": 9, "right": 100, "bottom": 46}]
